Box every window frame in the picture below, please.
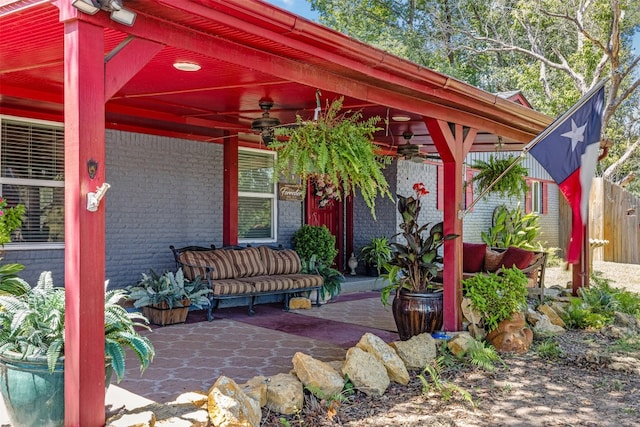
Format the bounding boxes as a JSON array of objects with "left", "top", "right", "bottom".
[
  {"left": 530, "top": 180, "right": 543, "bottom": 214},
  {"left": 0, "top": 115, "right": 65, "bottom": 250},
  {"left": 237, "top": 147, "right": 277, "bottom": 244}
]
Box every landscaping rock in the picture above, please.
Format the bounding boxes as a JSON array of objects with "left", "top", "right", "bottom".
[
  {"left": 538, "top": 304, "right": 566, "bottom": 328},
  {"left": 532, "top": 315, "right": 565, "bottom": 337},
  {"left": 447, "top": 332, "right": 476, "bottom": 357},
  {"left": 289, "top": 297, "right": 312, "bottom": 310},
  {"left": 526, "top": 308, "right": 544, "bottom": 326},
  {"left": 292, "top": 352, "right": 345, "bottom": 398},
  {"left": 242, "top": 376, "right": 268, "bottom": 407},
  {"left": 389, "top": 332, "right": 437, "bottom": 370},
  {"left": 265, "top": 373, "right": 305, "bottom": 415},
  {"left": 342, "top": 347, "right": 390, "bottom": 396},
  {"left": 172, "top": 391, "right": 208, "bottom": 407},
  {"left": 356, "top": 333, "right": 409, "bottom": 385},
  {"left": 208, "top": 375, "right": 261, "bottom": 427}
]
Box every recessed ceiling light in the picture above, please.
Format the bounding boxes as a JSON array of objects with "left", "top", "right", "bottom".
[
  {"left": 391, "top": 115, "right": 411, "bottom": 122},
  {"left": 173, "top": 62, "right": 201, "bottom": 72}
]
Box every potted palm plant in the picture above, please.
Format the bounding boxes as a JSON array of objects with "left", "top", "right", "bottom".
[
  {"left": 359, "top": 236, "right": 392, "bottom": 276},
  {"left": 127, "top": 268, "right": 210, "bottom": 326},
  {"left": 380, "top": 183, "right": 458, "bottom": 340},
  {"left": 0, "top": 271, "right": 155, "bottom": 427}
]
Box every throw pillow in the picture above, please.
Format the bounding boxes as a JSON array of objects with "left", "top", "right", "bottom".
[
  {"left": 500, "top": 246, "right": 535, "bottom": 270},
  {"left": 484, "top": 248, "right": 505, "bottom": 272},
  {"left": 463, "top": 242, "right": 487, "bottom": 273},
  {"left": 227, "top": 247, "right": 267, "bottom": 278}
]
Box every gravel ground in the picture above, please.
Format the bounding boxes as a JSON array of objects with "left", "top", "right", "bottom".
[{"left": 265, "top": 260, "right": 640, "bottom": 427}]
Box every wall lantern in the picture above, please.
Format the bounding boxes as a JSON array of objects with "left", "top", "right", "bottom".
[{"left": 72, "top": 0, "right": 137, "bottom": 26}]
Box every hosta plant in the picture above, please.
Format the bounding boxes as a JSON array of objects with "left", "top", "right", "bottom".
[
  {"left": 0, "top": 271, "right": 154, "bottom": 382},
  {"left": 127, "top": 268, "right": 210, "bottom": 309}
]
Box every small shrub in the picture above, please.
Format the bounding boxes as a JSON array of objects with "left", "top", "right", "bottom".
[
  {"left": 293, "top": 225, "right": 338, "bottom": 267},
  {"left": 462, "top": 340, "right": 505, "bottom": 372}
]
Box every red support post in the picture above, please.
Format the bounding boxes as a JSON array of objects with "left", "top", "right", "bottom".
[
  {"left": 224, "top": 133, "right": 239, "bottom": 246},
  {"left": 425, "top": 119, "right": 477, "bottom": 331},
  {"left": 63, "top": 19, "right": 106, "bottom": 427}
]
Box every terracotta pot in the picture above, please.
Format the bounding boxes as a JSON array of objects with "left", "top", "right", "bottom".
[
  {"left": 486, "top": 312, "right": 533, "bottom": 353},
  {"left": 392, "top": 288, "right": 443, "bottom": 340}
]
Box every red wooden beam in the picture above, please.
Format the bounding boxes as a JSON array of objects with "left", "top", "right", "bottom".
[
  {"left": 104, "top": 37, "right": 163, "bottom": 100},
  {"left": 89, "top": 9, "right": 544, "bottom": 143},
  {"left": 425, "top": 119, "right": 477, "bottom": 332},
  {"left": 63, "top": 18, "right": 106, "bottom": 427}
]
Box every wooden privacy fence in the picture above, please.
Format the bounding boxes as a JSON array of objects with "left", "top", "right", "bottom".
[{"left": 588, "top": 178, "right": 640, "bottom": 264}]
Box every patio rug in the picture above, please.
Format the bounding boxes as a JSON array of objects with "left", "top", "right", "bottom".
[{"left": 184, "top": 293, "right": 399, "bottom": 348}]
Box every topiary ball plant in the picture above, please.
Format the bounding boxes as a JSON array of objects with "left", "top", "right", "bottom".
[{"left": 293, "top": 225, "right": 338, "bottom": 267}]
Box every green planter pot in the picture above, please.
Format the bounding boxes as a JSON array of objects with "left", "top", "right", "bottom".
[{"left": 0, "top": 351, "right": 112, "bottom": 427}]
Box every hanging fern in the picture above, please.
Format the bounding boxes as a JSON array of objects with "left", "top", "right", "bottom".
[
  {"left": 271, "top": 97, "right": 392, "bottom": 218},
  {"left": 468, "top": 154, "right": 529, "bottom": 200}
]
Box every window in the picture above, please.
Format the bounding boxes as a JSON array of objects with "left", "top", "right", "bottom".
[
  {"left": 0, "top": 116, "right": 64, "bottom": 244},
  {"left": 238, "top": 148, "right": 276, "bottom": 242},
  {"left": 527, "top": 180, "right": 549, "bottom": 214},
  {"left": 531, "top": 181, "right": 543, "bottom": 213}
]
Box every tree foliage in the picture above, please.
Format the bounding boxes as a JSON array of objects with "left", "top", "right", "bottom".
[{"left": 309, "top": 0, "right": 640, "bottom": 192}]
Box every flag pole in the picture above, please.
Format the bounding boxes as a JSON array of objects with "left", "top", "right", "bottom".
[{"left": 459, "top": 76, "right": 610, "bottom": 219}]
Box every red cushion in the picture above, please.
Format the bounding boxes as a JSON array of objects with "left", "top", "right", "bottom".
[
  {"left": 463, "top": 243, "right": 487, "bottom": 273},
  {"left": 500, "top": 246, "right": 535, "bottom": 270}
]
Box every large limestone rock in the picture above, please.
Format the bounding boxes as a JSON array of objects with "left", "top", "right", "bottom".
[
  {"left": 532, "top": 315, "right": 565, "bottom": 337},
  {"left": 447, "top": 332, "right": 476, "bottom": 357},
  {"left": 242, "top": 376, "right": 268, "bottom": 407},
  {"left": 292, "top": 352, "right": 345, "bottom": 398},
  {"left": 265, "top": 373, "right": 305, "bottom": 415},
  {"left": 356, "top": 333, "right": 410, "bottom": 385},
  {"left": 173, "top": 391, "right": 208, "bottom": 407},
  {"left": 389, "top": 333, "right": 437, "bottom": 370},
  {"left": 341, "top": 347, "right": 390, "bottom": 396},
  {"left": 208, "top": 375, "right": 261, "bottom": 427},
  {"left": 538, "top": 304, "right": 566, "bottom": 328}
]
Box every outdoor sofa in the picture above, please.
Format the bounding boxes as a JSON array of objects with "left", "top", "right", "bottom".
[{"left": 170, "top": 244, "right": 323, "bottom": 321}]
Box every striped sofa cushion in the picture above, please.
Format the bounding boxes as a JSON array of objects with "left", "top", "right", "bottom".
[
  {"left": 210, "top": 279, "right": 255, "bottom": 296},
  {"left": 227, "top": 247, "right": 267, "bottom": 278},
  {"left": 288, "top": 274, "right": 323, "bottom": 289},
  {"left": 238, "top": 275, "right": 295, "bottom": 292},
  {"left": 259, "top": 246, "right": 302, "bottom": 275},
  {"left": 178, "top": 250, "right": 237, "bottom": 280}
]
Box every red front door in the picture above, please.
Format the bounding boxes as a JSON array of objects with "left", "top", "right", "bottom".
[{"left": 305, "top": 180, "right": 345, "bottom": 270}]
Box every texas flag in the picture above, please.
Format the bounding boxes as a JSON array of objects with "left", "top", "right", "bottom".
[{"left": 529, "top": 86, "right": 605, "bottom": 264}]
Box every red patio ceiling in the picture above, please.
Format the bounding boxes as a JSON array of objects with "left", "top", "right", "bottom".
[{"left": 0, "top": 0, "right": 552, "bottom": 153}]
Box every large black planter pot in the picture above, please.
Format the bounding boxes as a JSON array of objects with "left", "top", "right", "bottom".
[{"left": 392, "top": 289, "right": 444, "bottom": 340}]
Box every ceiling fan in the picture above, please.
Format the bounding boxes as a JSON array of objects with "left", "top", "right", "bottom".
[
  {"left": 251, "top": 99, "right": 282, "bottom": 145},
  {"left": 396, "top": 132, "right": 424, "bottom": 162}
]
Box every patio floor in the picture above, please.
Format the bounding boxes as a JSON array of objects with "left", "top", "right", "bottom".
[{"left": 0, "top": 278, "right": 397, "bottom": 423}]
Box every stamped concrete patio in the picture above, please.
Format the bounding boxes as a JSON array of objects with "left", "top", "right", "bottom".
[{"left": 0, "top": 278, "right": 398, "bottom": 425}]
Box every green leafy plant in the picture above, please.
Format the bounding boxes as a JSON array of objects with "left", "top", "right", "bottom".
[
  {"left": 418, "top": 356, "right": 475, "bottom": 406},
  {"left": 535, "top": 338, "right": 563, "bottom": 360},
  {"left": 301, "top": 254, "right": 345, "bottom": 300},
  {"left": 293, "top": 225, "right": 338, "bottom": 267},
  {"left": 272, "top": 97, "right": 392, "bottom": 217},
  {"left": 0, "top": 197, "right": 25, "bottom": 246},
  {"left": 359, "top": 236, "right": 392, "bottom": 275},
  {"left": 462, "top": 267, "right": 529, "bottom": 332},
  {"left": 461, "top": 340, "right": 505, "bottom": 372},
  {"left": 468, "top": 154, "right": 529, "bottom": 200},
  {"left": 127, "top": 268, "right": 210, "bottom": 310},
  {"left": 0, "top": 271, "right": 155, "bottom": 382},
  {"left": 481, "top": 204, "right": 542, "bottom": 250},
  {"left": 0, "top": 262, "right": 29, "bottom": 296},
  {"left": 380, "top": 183, "right": 458, "bottom": 305}
]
